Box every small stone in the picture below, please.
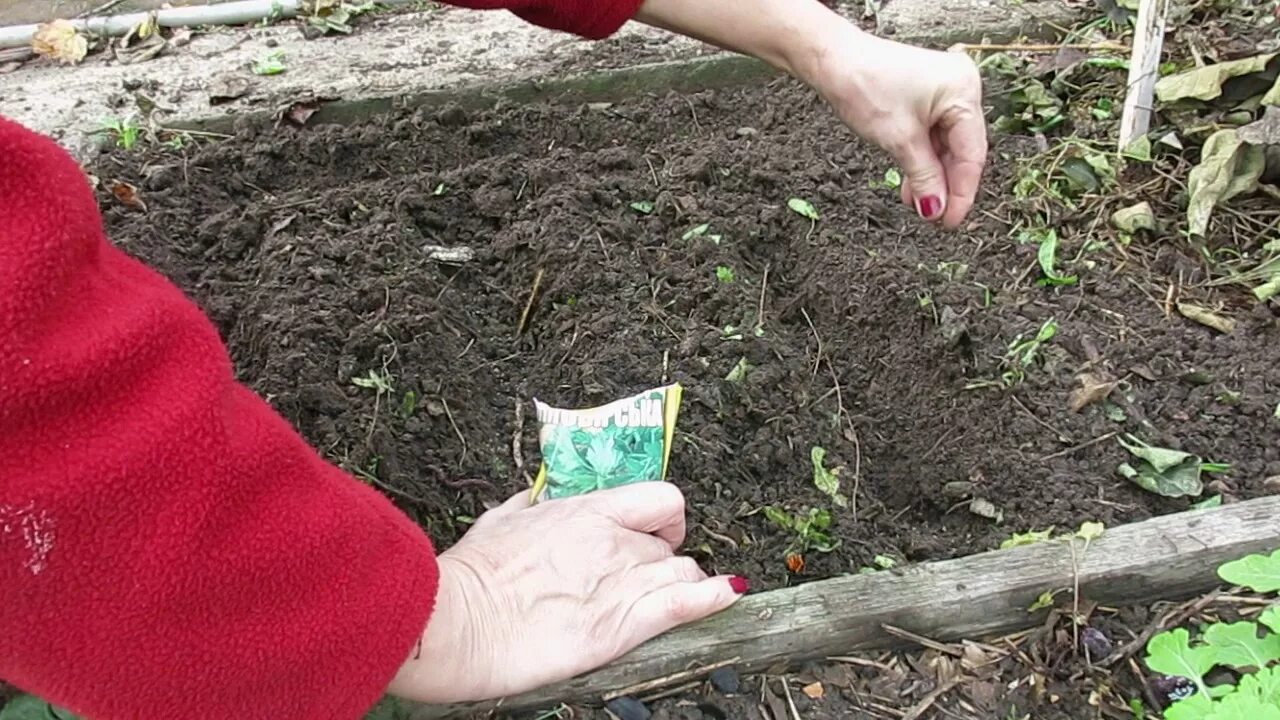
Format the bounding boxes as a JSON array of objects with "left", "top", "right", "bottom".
[
  {"left": 709, "top": 666, "right": 741, "bottom": 695},
  {"left": 1080, "top": 627, "right": 1113, "bottom": 661},
  {"left": 1263, "top": 476, "right": 1280, "bottom": 494},
  {"left": 735, "top": 127, "right": 758, "bottom": 138},
  {"left": 605, "top": 696, "right": 651, "bottom": 720},
  {"left": 943, "top": 480, "right": 974, "bottom": 499}
]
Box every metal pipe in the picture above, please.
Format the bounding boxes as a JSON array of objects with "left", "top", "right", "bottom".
[{"left": 0, "top": 0, "right": 415, "bottom": 49}]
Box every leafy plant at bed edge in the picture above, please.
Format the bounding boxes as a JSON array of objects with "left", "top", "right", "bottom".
[{"left": 1143, "top": 549, "right": 1280, "bottom": 719}]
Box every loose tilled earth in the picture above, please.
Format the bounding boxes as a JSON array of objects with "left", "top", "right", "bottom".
[{"left": 85, "top": 76, "right": 1280, "bottom": 718}]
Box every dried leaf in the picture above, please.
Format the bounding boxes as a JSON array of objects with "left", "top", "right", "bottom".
[
  {"left": 1068, "top": 372, "right": 1118, "bottom": 412},
  {"left": 1177, "top": 302, "right": 1237, "bottom": 334},
  {"left": 1186, "top": 129, "right": 1266, "bottom": 237},
  {"left": 31, "top": 19, "right": 88, "bottom": 65},
  {"left": 1239, "top": 106, "right": 1280, "bottom": 145},
  {"left": 1154, "top": 53, "right": 1277, "bottom": 103},
  {"left": 1111, "top": 201, "right": 1156, "bottom": 233},
  {"left": 285, "top": 101, "right": 320, "bottom": 126},
  {"left": 110, "top": 181, "right": 147, "bottom": 212},
  {"left": 802, "top": 682, "right": 825, "bottom": 699},
  {"left": 969, "top": 497, "right": 1003, "bottom": 522},
  {"left": 209, "top": 76, "right": 252, "bottom": 104}
]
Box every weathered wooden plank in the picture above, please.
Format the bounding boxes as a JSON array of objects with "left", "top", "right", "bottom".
[
  {"left": 1117, "top": 0, "right": 1169, "bottom": 149},
  {"left": 397, "top": 496, "right": 1280, "bottom": 719}
]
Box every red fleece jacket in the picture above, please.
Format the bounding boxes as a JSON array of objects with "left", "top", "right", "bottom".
[{"left": 0, "top": 2, "right": 642, "bottom": 718}]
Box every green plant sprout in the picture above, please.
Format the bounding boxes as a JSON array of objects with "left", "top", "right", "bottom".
[
  {"left": 1144, "top": 549, "right": 1280, "bottom": 719},
  {"left": 1019, "top": 227, "right": 1079, "bottom": 287},
  {"left": 763, "top": 506, "right": 840, "bottom": 556},
  {"left": 811, "top": 446, "right": 848, "bottom": 508},
  {"left": 787, "top": 197, "right": 819, "bottom": 240},
  {"left": 869, "top": 168, "right": 902, "bottom": 190},
  {"left": 683, "top": 223, "right": 722, "bottom": 244},
  {"left": 99, "top": 116, "right": 142, "bottom": 150},
  {"left": 629, "top": 200, "right": 655, "bottom": 215},
  {"left": 252, "top": 49, "right": 288, "bottom": 75},
  {"left": 716, "top": 265, "right": 735, "bottom": 283},
  {"left": 352, "top": 368, "right": 394, "bottom": 395}
]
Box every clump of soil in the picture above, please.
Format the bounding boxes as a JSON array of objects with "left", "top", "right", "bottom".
[{"left": 93, "top": 78, "right": 1280, "bottom": 593}]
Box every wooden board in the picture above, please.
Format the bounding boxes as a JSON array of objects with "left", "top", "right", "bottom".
[
  {"left": 399, "top": 496, "right": 1280, "bottom": 718},
  {"left": 1117, "top": 0, "right": 1169, "bottom": 149}
]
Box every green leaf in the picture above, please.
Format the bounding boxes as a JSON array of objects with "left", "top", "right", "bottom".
[
  {"left": 1186, "top": 129, "right": 1266, "bottom": 237},
  {"left": 1192, "top": 494, "right": 1224, "bottom": 510},
  {"left": 1119, "top": 462, "right": 1204, "bottom": 498},
  {"left": 1203, "top": 621, "right": 1280, "bottom": 669},
  {"left": 870, "top": 168, "right": 902, "bottom": 190},
  {"left": 873, "top": 554, "right": 896, "bottom": 569},
  {"left": 1031, "top": 227, "right": 1079, "bottom": 286},
  {"left": 1122, "top": 135, "right": 1154, "bottom": 162},
  {"left": 1154, "top": 53, "right": 1277, "bottom": 103},
  {"left": 716, "top": 265, "right": 735, "bottom": 283},
  {"left": 763, "top": 505, "right": 794, "bottom": 530},
  {"left": 1117, "top": 435, "right": 1206, "bottom": 498},
  {"left": 725, "top": 357, "right": 751, "bottom": 383},
  {"left": 1076, "top": 521, "right": 1105, "bottom": 541},
  {"left": 399, "top": 390, "right": 417, "bottom": 417},
  {"left": 629, "top": 200, "right": 655, "bottom": 214},
  {"left": 1145, "top": 628, "right": 1217, "bottom": 691},
  {"left": 1112, "top": 202, "right": 1157, "bottom": 233},
  {"left": 252, "top": 49, "right": 287, "bottom": 75},
  {"left": 810, "top": 446, "right": 848, "bottom": 508},
  {"left": 1164, "top": 693, "right": 1214, "bottom": 720},
  {"left": 1118, "top": 435, "right": 1195, "bottom": 472},
  {"left": 682, "top": 223, "right": 710, "bottom": 240},
  {"left": 1028, "top": 590, "right": 1057, "bottom": 612},
  {"left": 1218, "top": 550, "right": 1280, "bottom": 593},
  {"left": 1001, "top": 529, "right": 1054, "bottom": 549},
  {"left": 787, "top": 197, "right": 820, "bottom": 221},
  {"left": 1259, "top": 606, "right": 1280, "bottom": 635},
  {"left": 1233, "top": 664, "right": 1280, "bottom": 706}
]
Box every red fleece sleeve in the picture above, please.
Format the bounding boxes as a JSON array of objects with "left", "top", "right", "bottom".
[
  {"left": 0, "top": 118, "right": 439, "bottom": 718},
  {"left": 441, "top": 0, "right": 645, "bottom": 40}
]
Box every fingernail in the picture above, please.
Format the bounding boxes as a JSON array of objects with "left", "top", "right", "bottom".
[
  {"left": 729, "top": 576, "right": 750, "bottom": 594},
  {"left": 918, "top": 195, "right": 943, "bottom": 219}
]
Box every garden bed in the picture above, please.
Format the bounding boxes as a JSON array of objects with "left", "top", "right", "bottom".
[{"left": 87, "top": 65, "right": 1280, "bottom": 719}]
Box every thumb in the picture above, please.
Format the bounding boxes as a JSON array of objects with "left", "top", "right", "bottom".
[
  {"left": 895, "top": 135, "right": 949, "bottom": 222},
  {"left": 627, "top": 575, "right": 748, "bottom": 644}
]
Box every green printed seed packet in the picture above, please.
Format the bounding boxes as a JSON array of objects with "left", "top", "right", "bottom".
[{"left": 529, "top": 384, "right": 683, "bottom": 503}]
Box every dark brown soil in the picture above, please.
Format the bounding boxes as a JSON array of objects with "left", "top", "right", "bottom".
[{"left": 93, "top": 78, "right": 1280, "bottom": 597}]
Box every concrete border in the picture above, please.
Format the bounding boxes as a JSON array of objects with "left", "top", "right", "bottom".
[{"left": 1, "top": 0, "right": 1083, "bottom": 160}]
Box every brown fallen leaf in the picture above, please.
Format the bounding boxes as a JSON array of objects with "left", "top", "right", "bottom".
[
  {"left": 209, "top": 76, "right": 253, "bottom": 105},
  {"left": 286, "top": 101, "right": 320, "bottom": 126},
  {"left": 1176, "top": 302, "right": 1236, "bottom": 334},
  {"left": 110, "top": 181, "right": 147, "bottom": 212},
  {"left": 1068, "top": 371, "right": 1118, "bottom": 412},
  {"left": 801, "top": 682, "right": 825, "bottom": 700},
  {"left": 32, "top": 19, "right": 88, "bottom": 65}
]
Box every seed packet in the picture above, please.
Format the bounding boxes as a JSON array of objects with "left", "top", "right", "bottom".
[{"left": 529, "top": 384, "right": 683, "bottom": 503}]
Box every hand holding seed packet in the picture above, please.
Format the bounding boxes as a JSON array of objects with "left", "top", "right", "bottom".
[{"left": 529, "top": 384, "right": 683, "bottom": 503}]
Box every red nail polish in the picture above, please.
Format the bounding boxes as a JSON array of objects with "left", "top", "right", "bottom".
[
  {"left": 729, "top": 576, "right": 750, "bottom": 594},
  {"left": 918, "top": 195, "right": 943, "bottom": 219}
]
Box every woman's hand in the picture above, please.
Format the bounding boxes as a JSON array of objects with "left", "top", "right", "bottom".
[
  {"left": 386, "top": 483, "right": 747, "bottom": 704},
  {"left": 801, "top": 26, "right": 987, "bottom": 229},
  {"left": 635, "top": 0, "right": 988, "bottom": 229}
]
